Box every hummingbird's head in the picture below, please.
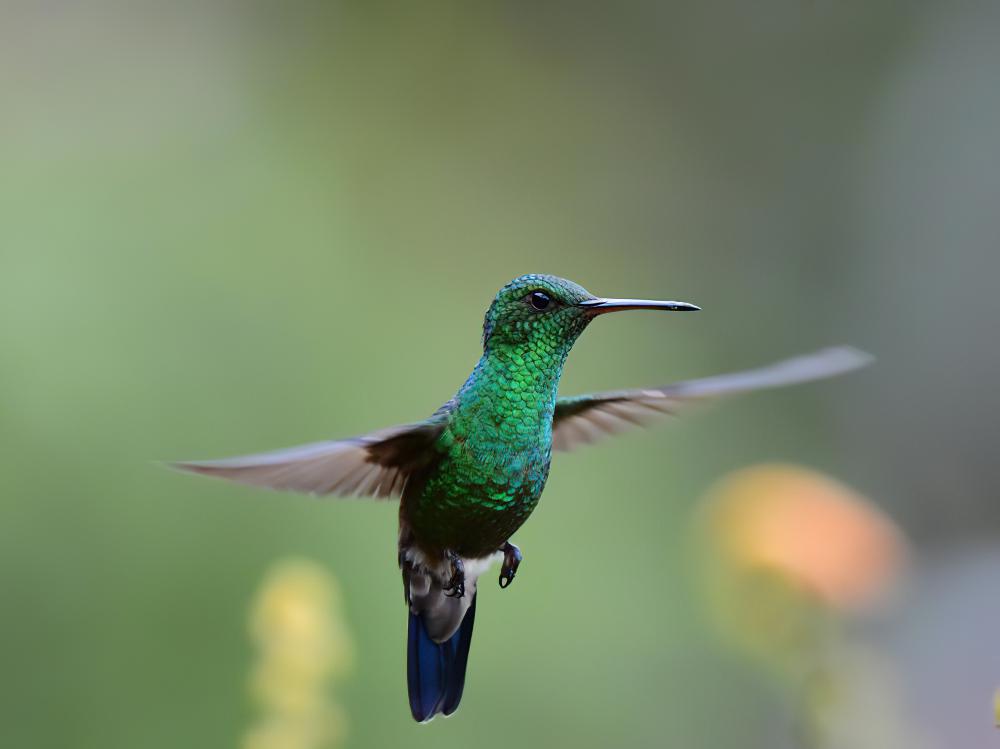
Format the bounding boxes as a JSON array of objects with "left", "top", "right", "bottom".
[{"left": 482, "top": 274, "right": 699, "bottom": 353}]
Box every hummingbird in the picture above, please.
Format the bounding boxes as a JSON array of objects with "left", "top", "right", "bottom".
[{"left": 174, "top": 274, "right": 870, "bottom": 722}]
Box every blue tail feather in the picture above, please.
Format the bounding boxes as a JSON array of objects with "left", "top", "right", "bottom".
[
  {"left": 441, "top": 596, "right": 476, "bottom": 716},
  {"left": 407, "top": 595, "right": 477, "bottom": 722}
]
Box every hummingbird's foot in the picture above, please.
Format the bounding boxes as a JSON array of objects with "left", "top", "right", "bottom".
[
  {"left": 443, "top": 551, "right": 466, "bottom": 599},
  {"left": 499, "top": 541, "right": 523, "bottom": 589}
]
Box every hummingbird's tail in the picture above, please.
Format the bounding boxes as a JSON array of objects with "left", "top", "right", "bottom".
[{"left": 407, "top": 595, "right": 477, "bottom": 722}]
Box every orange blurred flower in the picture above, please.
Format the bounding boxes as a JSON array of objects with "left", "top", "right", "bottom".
[
  {"left": 693, "top": 465, "right": 912, "bottom": 746},
  {"left": 699, "top": 464, "right": 905, "bottom": 613}
]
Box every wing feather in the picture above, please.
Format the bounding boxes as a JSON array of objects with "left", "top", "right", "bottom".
[
  {"left": 172, "top": 421, "right": 444, "bottom": 499},
  {"left": 552, "top": 346, "right": 872, "bottom": 452}
]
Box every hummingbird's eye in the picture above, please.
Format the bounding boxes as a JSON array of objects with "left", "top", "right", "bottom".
[{"left": 528, "top": 291, "right": 552, "bottom": 311}]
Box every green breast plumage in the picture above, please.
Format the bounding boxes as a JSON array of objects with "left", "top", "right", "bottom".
[{"left": 403, "top": 337, "right": 570, "bottom": 557}]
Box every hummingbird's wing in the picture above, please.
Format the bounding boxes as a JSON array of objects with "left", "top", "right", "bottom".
[
  {"left": 171, "top": 420, "right": 445, "bottom": 498},
  {"left": 551, "top": 346, "right": 871, "bottom": 452}
]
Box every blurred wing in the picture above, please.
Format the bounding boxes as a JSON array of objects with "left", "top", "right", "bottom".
[
  {"left": 171, "top": 421, "right": 444, "bottom": 499},
  {"left": 551, "top": 346, "right": 872, "bottom": 452}
]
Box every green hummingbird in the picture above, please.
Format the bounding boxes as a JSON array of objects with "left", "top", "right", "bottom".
[{"left": 174, "top": 274, "right": 869, "bottom": 722}]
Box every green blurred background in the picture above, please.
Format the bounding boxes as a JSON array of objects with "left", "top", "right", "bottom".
[{"left": 3, "top": 2, "right": 999, "bottom": 748}]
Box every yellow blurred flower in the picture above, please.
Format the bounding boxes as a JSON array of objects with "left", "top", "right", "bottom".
[{"left": 243, "top": 559, "right": 354, "bottom": 749}]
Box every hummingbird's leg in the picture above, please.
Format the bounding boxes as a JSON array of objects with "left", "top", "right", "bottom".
[
  {"left": 399, "top": 549, "right": 414, "bottom": 606},
  {"left": 499, "top": 541, "right": 523, "bottom": 589},
  {"left": 443, "top": 550, "right": 466, "bottom": 599}
]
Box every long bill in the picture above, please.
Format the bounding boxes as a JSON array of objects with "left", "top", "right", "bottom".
[{"left": 577, "top": 297, "right": 701, "bottom": 315}]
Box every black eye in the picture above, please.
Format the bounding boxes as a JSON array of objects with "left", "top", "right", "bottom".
[{"left": 528, "top": 291, "right": 552, "bottom": 310}]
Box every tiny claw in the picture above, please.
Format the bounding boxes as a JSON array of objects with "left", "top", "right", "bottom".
[
  {"left": 498, "top": 541, "right": 523, "bottom": 590},
  {"left": 443, "top": 551, "right": 466, "bottom": 599}
]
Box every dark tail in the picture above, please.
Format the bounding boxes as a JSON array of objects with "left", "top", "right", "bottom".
[{"left": 407, "top": 594, "right": 477, "bottom": 722}]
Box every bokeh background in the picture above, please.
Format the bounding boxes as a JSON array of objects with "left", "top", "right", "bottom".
[{"left": 3, "top": 2, "right": 999, "bottom": 748}]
